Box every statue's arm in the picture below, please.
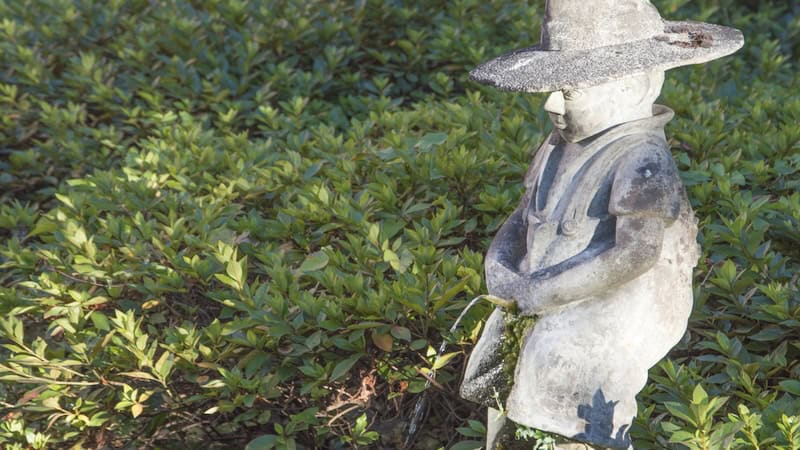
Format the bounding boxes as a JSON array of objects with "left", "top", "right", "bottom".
[
  {"left": 496, "top": 215, "right": 666, "bottom": 314},
  {"left": 494, "top": 141, "right": 683, "bottom": 315},
  {"left": 484, "top": 207, "right": 526, "bottom": 291}
]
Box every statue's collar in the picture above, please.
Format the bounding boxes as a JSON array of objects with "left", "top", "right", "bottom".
[
  {"left": 600, "top": 104, "right": 673, "bottom": 138},
  {"left": 638, "top": 104, "right": 675, "bottom": 130},
  {"left": 560, "top": 105, "right": 675, "bottom": 148}
]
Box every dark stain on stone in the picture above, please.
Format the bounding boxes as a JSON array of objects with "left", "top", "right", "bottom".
[
  {"left": 671, "top": 32, "right": 713, "bottom": 48},
  {"left": 636, "top": 161, "right": 660, "bottom": 177},
  {"left": 665, "top": 24, "right": 694, "bottom": 34},
  {"left": 618, "top": 183, "right": 664, "bottom": 212},
  {"left": 628, "top": 217, "right": 645, "bottom": 232},
  {"left": 661, "top": 25, "right": 714, "bottom": 48}
]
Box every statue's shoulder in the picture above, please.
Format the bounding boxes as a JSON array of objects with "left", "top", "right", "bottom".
[
  {"left": 618, "top": 131, "right": 673, "bottom": 165},
  {"left": 608, "top": 133, "right": 682, "bottom": 221}
]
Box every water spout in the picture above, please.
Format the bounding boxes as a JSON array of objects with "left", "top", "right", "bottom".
[{"left": 402, "top": 294, "right": 514, "bottom": 448}]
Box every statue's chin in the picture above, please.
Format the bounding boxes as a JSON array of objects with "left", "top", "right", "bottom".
[
  {"left": 552, "top": 119, "right": 596, "bottom": 143},
  {"left": 557, "top": 128, "right": 590, "bottom": 143},
  {"left": 557, "top": 122, "right": 621, "bottom": 143}
]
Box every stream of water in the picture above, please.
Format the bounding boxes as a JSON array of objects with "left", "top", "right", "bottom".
[{"left": 402, "top": 294, "right": 509, "bottom": 448}]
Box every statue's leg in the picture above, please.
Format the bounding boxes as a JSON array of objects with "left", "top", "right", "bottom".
[
  {"left": 555, "top": 443, "right": 635, "bottom": 449},
  {"left": 485, "top": 407, "right": 507, "bottom": 449},
  {"left": 485, "top": 407, "right": 534, "bottom": 450},
  {"left": 554, "top": 443, "right": 596, "bottom": 450},
  {"left": 485, "top": 410, "right": 633, "bottom": 449}
]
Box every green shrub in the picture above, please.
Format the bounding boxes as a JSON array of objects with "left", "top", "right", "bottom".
[{"left": 0, "top": 0, "right": 798, "bottom": 449}]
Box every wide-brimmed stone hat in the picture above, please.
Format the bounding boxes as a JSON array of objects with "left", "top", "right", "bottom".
[{"left": 470, "top": 0, "right": 744, "bottom": 92}]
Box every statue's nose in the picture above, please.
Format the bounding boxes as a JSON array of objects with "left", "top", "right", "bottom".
[{"left": 544, "top": 91, "right": 565, "bottom": 115}]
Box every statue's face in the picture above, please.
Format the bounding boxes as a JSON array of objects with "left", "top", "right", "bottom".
[
  {"left": 544, "top": 88, "right": 607, "bottom": 142},
  {"left": 544, "top": 73, "right": 664, "bottom": 142}
]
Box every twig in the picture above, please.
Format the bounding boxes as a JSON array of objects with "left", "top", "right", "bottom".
[
  {"left": 326, "top": 404, "right": 361, "bottom": 427},
  {"left": 49, "top": 266, "right": 128, "bottom": 289},
  {"left": 0, "top": 365, "right": 99, "bottom": 386},
  {"left": 414, "top": 368, "right": 446, "bottom": 392},
  {"left": 6, "top": 342, "right": 89, "bottom": 379},
  {"left": 698, "top": 260, "right": 719, "bottom": 287}
]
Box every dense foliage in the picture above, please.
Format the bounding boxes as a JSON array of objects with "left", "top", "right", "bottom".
[{"left": 0, "top": 0, "right": 798, "bottom": 448}]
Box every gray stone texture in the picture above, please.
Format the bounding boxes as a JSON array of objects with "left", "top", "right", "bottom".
[
  {"left": 470, "top": 0, "right": 744, "bottom": 92},
  {"left": 462, "top": 106, "right": 700, "bottom": 449},
  {"left": 460, "top": 0, "right": 743, "bottom": 448}
]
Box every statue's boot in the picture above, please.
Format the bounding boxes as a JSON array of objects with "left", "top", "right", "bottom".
[
  {"left": 486, "top": 408, "right": 610, "bottom": 450},
  {"left": 485, "top": 408, "right": 533, "bottom": 450}
]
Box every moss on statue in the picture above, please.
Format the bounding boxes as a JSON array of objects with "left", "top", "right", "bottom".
[
  {"left": 500, "top": 309, "right": 537, "bottom": 384},
  {"left": 494, "top": 303, "right": 565, "bottom": 448}
]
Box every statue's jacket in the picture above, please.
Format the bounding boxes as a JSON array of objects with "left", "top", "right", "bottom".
[{"left": 461, "top": 105, "right": 699, "bottom": 448}]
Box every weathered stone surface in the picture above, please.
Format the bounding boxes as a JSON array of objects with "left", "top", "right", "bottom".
[
  {"left": 462, "top": 100, "right": 700, "bottom": 449},
  {"left": 469, "top": 0, "right": 743, "bottom": 93},
  {"left": 460, "top": 0, "right": 742, "bottom": 449}
]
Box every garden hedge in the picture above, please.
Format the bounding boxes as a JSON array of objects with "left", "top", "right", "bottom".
[{"left": 1, "top": 0, "right": 799, "bottom": 449}]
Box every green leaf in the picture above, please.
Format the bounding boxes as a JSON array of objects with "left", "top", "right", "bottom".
[
  {"left": 89, "top": 312, "right": 110, "bottom": 331},
  {"left": 390, "top": 325, "right": 411, "bottom": 342},
  {"left": 410, "top": 339, "right": 427, "bottom": 350},
  {"left": 226, "top": 256, "right": 246, "bottom": 287},
  {"left": 330, "top": 354, "right": 361, "bottom": 381},
  {"left": 668, "top": 430, "right": 696, "bottom": 444},
  {"left": 305, "top": 331, "right": 322, "bottom": 349},
  {"left": 692, "top": 384, "right": 708, "bottom": 404},
  {"left": 779, "top": 380, "right": 800, "bottom": 396},
  {"left": 214, "top": 273, "right": 241, "bottom": 290},
  {"left": 432, "top": 351, "right": 459, "bottom": 370},
  {"left": 131, "top": 403, "right": 144, "bottom": 418},
  {"left": 154, "top": 351, "right": 174, "bottom": 381},
  {"left": 749, "top": 326, "right": 788, "bottom": 342},
  {"left": 87, "top": 411, "right": 111, "bottom": 427},
  {"left": 371, "top": 332, "right": 393, "bottom": 352},
  {"left": 450, "top": 441, "right": 484, "bottom": 450},
  {"left": 417, "top": 132, "right": 448, "bottom": 150},
  {"left": 383, "top": 248, "right": 401, "bottom": 270},
  {"left": 27, "top": 217, "right": 57, "bottom": 238},
  {"left": 710, "top": 421, "right": 743, "bottom": 449},
  {"left": 354, "top": 413, "right": 368, "bottom": 433},
  {"left": 200, "top": 379, "right": 227, "bottom": 389},
  {"left": 42, "top": 396, "right": 61, "bottom": 410},
  {"left": 433, "top": 277, "right": 471, "bottom": 311},
  {"left": 456, "top": 426, "right": 484, "bottom": 438},
  {"left": 664, "top": 402, "right": 698, "bottom": 427},
  {"left": 118, "top": 371, "right": 159, "bottom": 382},
  {"left": 245, "top": 435, "right": 278, "bottom": 450},
  {"left": 346, "top": 321, "right": 387, "bottom": 330},
  {"left": 299, "top": 251, "right": 329, "bottom": 273}
]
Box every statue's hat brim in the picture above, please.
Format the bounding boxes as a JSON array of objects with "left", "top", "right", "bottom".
[{"left": 469, "top": 21, "right": 744, "bottom": 92}]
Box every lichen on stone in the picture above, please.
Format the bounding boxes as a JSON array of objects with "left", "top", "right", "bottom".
[
  {"left": 498, "top": 309, "right": 566, "bottom": 447},
  {"left": 500, "top": 309, "right": 537, "bottom": 387}
]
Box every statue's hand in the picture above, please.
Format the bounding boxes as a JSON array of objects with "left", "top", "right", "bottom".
[
  {"left": 499, "top": 282, "right": 537, "bottom": 316},
  {"left": 485, "top": 267, "right": 536, "bottom": 316},
  {"left": 514, "top": 288, "right": 542, "bottom": 316},
  {"left": 491, "top": 272, "right": 553, "bottom": 317},
  {"left": 484, "top": 251, "right": 519, "bottom": 294},
  {"left": 483, "top": 206, "right": 544, "bottom": 314},
  {"left": 485, "top": 246, "right": 544, "bottom": 316}
]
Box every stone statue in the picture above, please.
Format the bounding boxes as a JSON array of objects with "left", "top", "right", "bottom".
[{"left": 460, "top": 1, "right": 743, "bottom": 449}]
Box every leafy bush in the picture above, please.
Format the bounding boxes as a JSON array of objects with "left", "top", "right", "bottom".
[{"left": 0, "top": 0, "right": 798, "bottom": 449}]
